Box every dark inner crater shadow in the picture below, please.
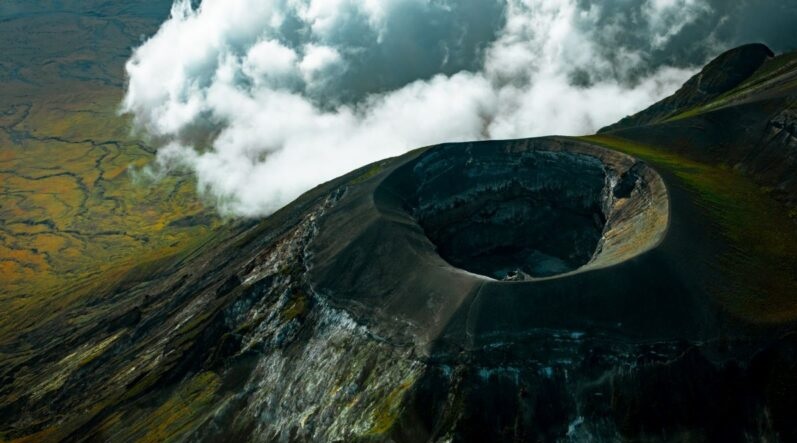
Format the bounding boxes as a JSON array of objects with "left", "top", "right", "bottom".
[{"left": 410, "top": 148, "right": 610, "bottom": 279}]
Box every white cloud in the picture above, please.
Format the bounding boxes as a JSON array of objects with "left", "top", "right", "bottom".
[
  {"left": 122, "top": 0, "right": 702, "bottom": 217},
  {"left": 644, "top": 0, "right": 713, "bottom": 48},
  {"left": 299, "top": 44, "right": 344, "bottom": 86},
  {"left": 243, "top": 40, "right": 299, "bottom": 85}
]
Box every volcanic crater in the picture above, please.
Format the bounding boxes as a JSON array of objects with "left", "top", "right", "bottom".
[
  {"left": 308, "top": 138, "right": 675, "bottom": 351},
  {"left": 406, "top": 144, "right": 668, "bottom": 280}
]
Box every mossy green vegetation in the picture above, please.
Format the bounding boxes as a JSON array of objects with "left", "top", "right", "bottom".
[
  {"left": 0, "top": 16, "right": 219, "bottom": 344},
  {"left": 282, "top": 291, "right": 309, "bottom": 321},
  {"left": 0, "top": 8, "right": 228, "bottom": 435},
  {"left": 583, "top": 134, "right": 797, "bottom": 322},
  {"left": 86, "top": 371, "right": 222, "bottom": 443},
  {"left": 666, "top": 51, "right": 797, "bottom": 122},
  {"left": 368, "top": 380, "right": 413, "bottom": 436},
  {"left": 350, "top": 162, "right": 386, "bottom": 185},
  {"left": 137, "top": 371, "right": 221, "bottom": 442}
]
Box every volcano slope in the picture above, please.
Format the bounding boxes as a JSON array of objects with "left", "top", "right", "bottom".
[{"left": 3, "top": 43, "right": 797, "bottom": 442}]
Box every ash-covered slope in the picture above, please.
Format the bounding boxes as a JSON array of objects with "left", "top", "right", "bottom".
[{"left": 3, "top": 44, "right": 797, "bottom": 443}]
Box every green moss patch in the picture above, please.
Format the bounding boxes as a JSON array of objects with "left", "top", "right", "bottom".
[
  {"left": 368, "top": 380, "right": 413, "bottom": 436},
  {"left": 582, "top": 134, "right": 797, "bottom": 322}
]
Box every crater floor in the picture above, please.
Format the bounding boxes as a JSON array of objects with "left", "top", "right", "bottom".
[{"left": 407, "top": 144, "right": 666, "bottom": 280}]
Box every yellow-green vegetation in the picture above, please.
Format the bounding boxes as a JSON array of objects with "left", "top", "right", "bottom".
[
  {"left": 88, "top": 371, "right": 221, "bottom": 443},
  {"left": 138, "top": 371, "right": 221, "bottom": 442},
  {"left": 350, "top": 162, "right": 386, "bottom": 185},
  {"left": 31, "top": 331, "right": 124, "bottom": 400},
  {"left": 3, "top": 427, "right": 60, "bottom": 443},
  {"left": 666, "top": 52, "right": 797, "bottom": 122},
  {"left": 368, "top": 380, "right": 413, "bottom": 436},
  {"left": 583, "top": 134, "right": 797, "bottom": 322},
  {"left": 282, "top": 291, "right": 308, "bottom": 321},
  {"left": 0, "top": 89, "right": 217, "bottom": 344},
  {"left": 0, "top": 86, "right": 220, "bottom": 439},
  {"left": 0, "top": 3, "right": 219, "bottom": 346}
]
